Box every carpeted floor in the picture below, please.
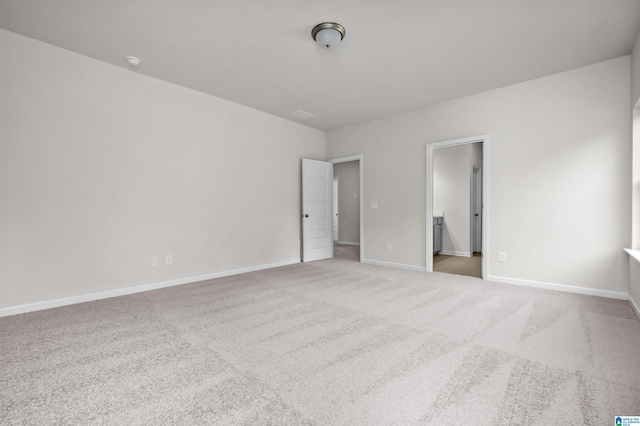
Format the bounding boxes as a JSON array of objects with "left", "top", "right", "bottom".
[
  {"left": 1, "top": 255, "right": 639, "bottom": 425},
  {"left": 433, "top": 252, "right": 482, "bottom": 278}
]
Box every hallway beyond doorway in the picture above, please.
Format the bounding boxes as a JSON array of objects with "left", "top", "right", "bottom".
[
  {"left": 334, "top": 243, "right": 360, "bottom": 262},
  {"left": 433, "top": 253, "right": 482, "bottom": 278}
]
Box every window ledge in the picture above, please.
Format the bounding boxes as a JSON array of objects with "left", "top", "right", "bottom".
[{"left": 625, "top": 248, "right": 640, "bottom": 264}]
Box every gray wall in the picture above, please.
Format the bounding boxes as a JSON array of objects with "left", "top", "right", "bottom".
[
  {"left": 334, "top": 161, "right": 360, "bottom": 244},
  {"left": 1, "top": 28, "right": 637, "bottom": 310},
  {"left": 327, "top": 56, "right": 631, "bottom": 294},
  {"left": 0, "top": 30, "right": 325, "bottom": 308}
]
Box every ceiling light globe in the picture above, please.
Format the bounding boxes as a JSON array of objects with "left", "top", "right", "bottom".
[
  {"left": 315, "top": 28, "right": 342, "bottom": 48},
  {"left": 125, "top": 56, "right": 141, "bottom": 66},
  {"left": 311, "top": 22, "right": 346, "bottom": 49}
]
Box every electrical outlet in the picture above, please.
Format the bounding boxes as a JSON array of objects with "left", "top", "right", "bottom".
[
  {"left": 150, "top": 257, "right": 158, "bottom": 267},
  {"left": 165, "top": 254, "right": 173, "bottom": 265},
  {"left": 385, "top": 243, "right": 392, "bottom": 251},
  {"left": 498, "top": 252, "right": 506, "bottom": 263}
]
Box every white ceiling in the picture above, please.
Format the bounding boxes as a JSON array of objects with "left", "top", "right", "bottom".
[{"left": 2, "top": 1, "right": 640, "bottom": 131}]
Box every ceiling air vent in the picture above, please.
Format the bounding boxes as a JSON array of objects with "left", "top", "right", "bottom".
[{"left": 291, "top": 110, "right": 315, "bottom": 120}]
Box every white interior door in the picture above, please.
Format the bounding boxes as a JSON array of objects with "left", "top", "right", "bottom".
[
  {"left": 302, "top": 159, "right": 334, "bottom": 262},
  {"left": 472, "top": 166, "right": 482, "bottom": 253}
]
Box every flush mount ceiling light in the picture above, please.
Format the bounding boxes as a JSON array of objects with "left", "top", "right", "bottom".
[
  {"left": 311, "top": 22, "right": 346, "bottom": 48},
  {"left": 291, "top": 110, "right": 315, "bottom": 120},
  {"left": 125, "top": 56, "right": 141, "bottom": 67}
]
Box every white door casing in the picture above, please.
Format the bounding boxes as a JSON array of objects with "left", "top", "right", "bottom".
[
  {"left": 302, "top": 159, "right": 334, "bottom": 262},
  {"left": 426, "top": 135, "right": 488, "bottom": 278}
]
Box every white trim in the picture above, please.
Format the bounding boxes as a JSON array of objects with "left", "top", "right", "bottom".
[
  {"left": 363, "top": 258, "right": 426, "bottom": 272},
  {"left": 427, "top": 134, "right": 489, "bottom": 279},
  {"left": 487, "top": 274, "right": 628, "bottom": 300},
  {"left": 624, "top": 248, "right": 640, "bottom": 263},
  {"left": 329, "top": 155, "right": 364, "bottom": 263},
  {"left": 629, "top": 294, "right": 640, "bottom": 320},
  {"left": 336, "top": 241, "right": 360, "bottom": 246},
  {"left": 0, "top": 258, "right": 301, "bottom": 318},
  {"left": 438, "top": 250, "right": 472, "bottom": 257},
  {"left": 329, "top": 155, "right": 361, "bottom": 163}
]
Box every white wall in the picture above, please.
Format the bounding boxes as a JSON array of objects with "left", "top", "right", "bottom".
[
  {"left": 433, "top": 144, "right": 471, "bottom": 255},
  {"left": 633, "top": 113, "right": 640, "bottom": 306},
  {"left": 326, "top": 56, "right": 631, "bottom": 294},
  {"left": 472, "top": 142, "right": 483, "bottom": 173},
  {"left": 631, "top": 27, "right": 640, "bottom": 306},
  {"left": 0, "top": 30, "right": 325, "bottom": 308},
  {"left": 334, "top": 161, "right": 360, "bottom": 244},
  {"left": 631, "top": 28, "right": 640, "bottom": 108},
  {"left": 471, "top": 142, "right": 483, "bottom": 253}
]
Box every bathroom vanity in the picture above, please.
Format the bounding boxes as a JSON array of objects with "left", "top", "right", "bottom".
[{"left": 433, "top": 212, "right": 443, "bottom": 254}]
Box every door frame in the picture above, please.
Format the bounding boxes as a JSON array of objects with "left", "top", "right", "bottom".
[
  {"left": 329, "top": 155, "right": 364, "bottom": 263},
  {"left": 426, "top": 135, "right": 489, "bottom": 278}
]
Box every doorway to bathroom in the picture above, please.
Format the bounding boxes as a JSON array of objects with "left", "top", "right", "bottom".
[{"left": 426, "top": 135, "right": 488, "bottom": 278}]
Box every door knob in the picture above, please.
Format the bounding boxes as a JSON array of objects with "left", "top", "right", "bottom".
[{"left": 304, "top": 214, "right": 309, "bottom": 218}]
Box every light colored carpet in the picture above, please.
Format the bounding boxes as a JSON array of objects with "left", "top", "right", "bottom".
[
  {"left": 1, "top": 257, "right": 639, "bottom": 425},
  {"left": 433, "top": 252, "right": 482, "bottom": 278}
]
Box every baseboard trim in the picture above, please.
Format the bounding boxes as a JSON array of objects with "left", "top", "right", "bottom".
[
  {"left": 438, "top": 250, "right": 472, "bottom": 257},
  {"left": 336, "top": 241, "right": 360, "bottom": 246},
  {"left": 0, "top": 258, "right": 301, "bottom": 318},
  {"left": 629, "top": 294, "right": 640, "bottom": 321},
  {"left": 363, "top": 258, "right": 426, "bottom": 272},
  {"left": 487, "top": 274, "right": 628, "bottom": 300},
  {"left": 5, "top": 260, "right": 631, "bottom": 317}
]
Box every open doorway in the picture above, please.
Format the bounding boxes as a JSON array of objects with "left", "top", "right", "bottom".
[
  {"left": 426, "top": 135, "right": 488, "bottom": 278},
  {"left": 330, "top": 155, "right": 363, "bottom": 262}
]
